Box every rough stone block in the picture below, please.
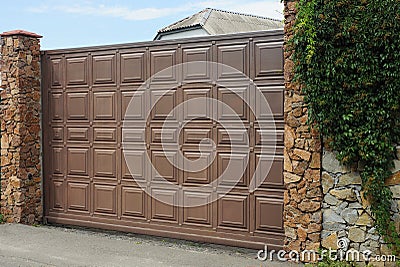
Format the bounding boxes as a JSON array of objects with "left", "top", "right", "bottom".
[
  {"left": 321, "top": 232, "right": 338, "bottom": 249},
  {"left": 322, "top": 150, "right": 349, "bottom": 173},
  {"left": 323, "top": 209, "right": 345, "bottom": 223},
  {"left": 298, "top": 200, "right": 320, "bottom": 212},
  {"left": 390, "top": 185, "right": 400, "bottom": 198},
  {"left": 309, "top": 152, "right": 321, "bottom": 169},
  {"left": 341, "top": 208, "right": 358, "bottom": 224},
  {"left": 324, "top": 193, "right": 339, "bottom": 205},
  {"left": 356, "top": 212, "right": 373, "bottom": 226},
  {"left": 348, "top": 227, "right": 366, "bottom": 243},
  {"left": 330, "top": 188, "right": 357, "bottom": 201},
  {"left": 284, "top": 172, "right": 302, "bottom": 183},
  {"left": 337, "top": 172, "right": 362, "bottom": 187},
  {"left": 322, "top": 172, "right": 335, "bottom": 194}
]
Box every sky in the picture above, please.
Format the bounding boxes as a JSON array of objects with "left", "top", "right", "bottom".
[{"left": 0, "top": 0, "right": 283, "bottom": 50}]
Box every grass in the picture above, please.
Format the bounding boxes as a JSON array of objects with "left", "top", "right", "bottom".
[{"left": 306, "top": 261, "right": 358, "bottom": 267}]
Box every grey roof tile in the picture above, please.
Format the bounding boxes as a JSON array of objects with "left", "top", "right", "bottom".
[{"left": 157, "top": 8, "right": 283, "bottom": 36}]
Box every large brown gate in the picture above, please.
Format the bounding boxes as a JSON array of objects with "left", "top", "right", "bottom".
[{"left": 41, "top": 30, "right": 285, "bottom": 249}]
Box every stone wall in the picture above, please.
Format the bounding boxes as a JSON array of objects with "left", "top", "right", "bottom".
[
  {"left": 0, "top": 30, "right": 42, "bottom": 224},
  {"left": 321, "top": 148, "right": 400, "bottom": 264},
  {"left": 283, "top": 1, "right": 399, "bottom": 265},
  {"left": 283, "top": 0, "right": 323, "bottom": 255}
]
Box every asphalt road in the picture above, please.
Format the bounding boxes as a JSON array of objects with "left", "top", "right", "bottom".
[{"left": 0, "top": 224, "right": 299, "bottom": 267}]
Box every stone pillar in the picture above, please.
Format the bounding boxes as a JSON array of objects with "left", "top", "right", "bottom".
[
  {"left": 283, "top": 0, "right": 323, "bottom": 256},
  {"left": 0, "top": 30, "right": 42, "bottom": 224}
]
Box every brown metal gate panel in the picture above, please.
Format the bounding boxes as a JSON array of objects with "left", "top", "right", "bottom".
[{"left": 41, "top": 30, "right": 285, "bottom": 249}]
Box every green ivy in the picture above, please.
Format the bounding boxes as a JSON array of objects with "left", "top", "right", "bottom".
[{"left": 290, "top": 0, "right": 400, "bottom": 254}]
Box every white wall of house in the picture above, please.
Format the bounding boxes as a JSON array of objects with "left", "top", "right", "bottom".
[{"left": 158, "top": 28, "right": 209, "bottom": 40}]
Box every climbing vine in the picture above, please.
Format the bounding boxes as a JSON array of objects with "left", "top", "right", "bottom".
[{"left": 291, "top": 0, "right": 400, "bottom": 254}]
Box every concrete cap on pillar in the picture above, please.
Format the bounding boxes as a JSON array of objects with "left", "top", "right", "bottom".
[{"left": 0, "top": 29, "right": 42, "bottom": 38}]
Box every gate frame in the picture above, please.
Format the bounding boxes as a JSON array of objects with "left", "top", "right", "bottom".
[{"left": 40, "top": 30, "right": 288, "bottom": 250}]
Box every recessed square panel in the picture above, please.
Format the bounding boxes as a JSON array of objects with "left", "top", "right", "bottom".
[
  {"left": 257, "top": 87, "right": 284, "bottom": 118},
  {"left": 92, "top": 54, "right": 116, "bottom": 84},
  {"left": 182, "top": 47, "right": 211, "bottom": 81},
  {"left": 217, "top": 44, "right": 248, "bottom": 79},
  {"left": 151, "top": 151, "right": 177, "bottom": 183},
  {"left": 94, "top": 149, "right": 116, "bottom": 178},
  {"left": 50, "top": 180, "right": 64, "bottom": 210},
  {"left": 151, "top": 189, "right": 178, "bottom": 222},
  {"left": 217, "top": 86, "right": 249, "bottom": 121},
  {"left": 122, "top": 90, "right": 146, "bottom": 120},
  {"left": 67, "top": 148, "right": 89, "bottom": 176},
  {"left": 67, "top": 182, "right": 89, "bottom": 211},
  {"left": 218, "top": 194, "right": 248, "bottom": 229},
  {"left": 150, "top": 50, "right": 176, "bottom": 82},
  {"left": 94, "top": 92, "right": 116, "bottom": 120},
  {"left": 121, "top": 52, "right": 145, "bottom": 83},
  {"left": 94, "top": 184, "right": 116, "bottom": 214},
  {"left": 122, "top": 150, "right": 146, "bottom": 180},
  {"left": 183, "top": 191, "right": 212, "bottom": 226},
  {"left": 255, "top": 42, "right": 283, "bottom": 78},
  {"left": 255, "top": 155, "right": 284, "bottom": 187},
  {"left": 183, "top": 87, "right": 212, "bottom": 120},
  {"left": 66, "top": 92, "right": 89, "bottom": 120},
  {"left": 66, "top": 57, "right": 88, "bottom": 86},
  {"left": 50, "top": 93, "right": 63, "bottom": 122},
  {"left": 50, "top": 58, "right": 63, "bottom": 87},
  {"left": 218, "top": 153, "right": 248, "bottom": 186},
  {"left": 255, "top": 197, "right": 283, "bottom": 231},
  {"left": 122, "top": 187, "right": 145, "bottom": 218},
  {"left": 183, "top": 152, "right": 212, "bottom": 184},
  {"left": 151, "top": 90, "right": 177, "bottom": 120}
]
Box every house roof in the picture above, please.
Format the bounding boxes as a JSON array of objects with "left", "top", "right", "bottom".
[{"left": 155, "top": 8, "right": 283, "bottom": 39}]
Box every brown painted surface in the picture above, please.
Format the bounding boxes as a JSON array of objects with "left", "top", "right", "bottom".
[{"left": 41, "top": 30, "right": 285, "bottom": 249}]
